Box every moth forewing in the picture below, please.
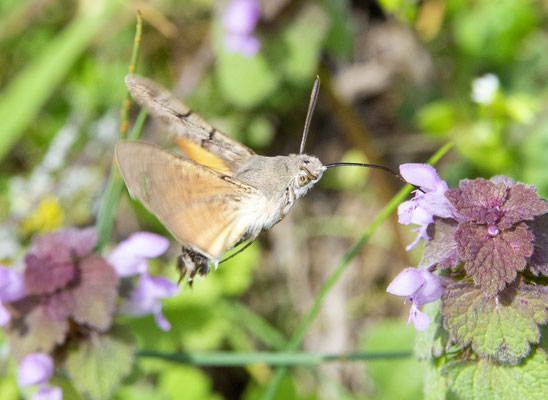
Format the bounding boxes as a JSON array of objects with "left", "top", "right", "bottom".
[
  {"left": 115, "top": 140, "right": 260, "bottom": 260},
  {"left": 124, "top": 75, "right": 255, "bottom": 172}
]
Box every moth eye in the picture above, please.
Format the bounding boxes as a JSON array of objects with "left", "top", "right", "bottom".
[{"left": 298, "top": 175, "right": 310, "bottom": 187}]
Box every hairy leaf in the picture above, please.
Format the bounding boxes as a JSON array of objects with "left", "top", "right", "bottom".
[
  {"left": 443, "top": 349, "right": 548, "bottom": 400},
  {"left": 65, "top": 326, "right": 135, "bottom": 400},
  {"left": 34, "top": 228, "right": 97, "bottom": 259},
  {"left": 60, "top": 255, "right": 119, "bottom": 331},
  {"left": 442, "top": 282, "right": 548, "bottom": 363},
  {"left": 445, "top": 179, "right": 507, "bottom": 225},
  {"left": 528, "top": 214, "right": 548, "bottom": 276},
  {"left": 414, "top": 300, "right": 450, "bottom": 360},
  {"left": 24, "top": 254, "right": 75, "bottom": 295},
  {"left": 498, "top": 184, "right": 548, "bottom": 229},
  {"left": 419, "top": 219, "right": 459, "bottom": 270},
  {"left": 455, "top": 222, "right": 534, "bottom": 296},
  {"left": 5, "top": 300, "right": 68, "bottom": 360}
]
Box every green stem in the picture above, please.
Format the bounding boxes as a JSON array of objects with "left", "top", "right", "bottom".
[
  {"left": 263, "top": 142, "right": 453, "bottom": 399},
  {"left": 95, "top": 13, "right": 144, "bottom": 252},
  {"left": 95, "top": 110, "right": 146, "bottom": 251},
  {"left": 137, "top": 350, "right": 411, "bottom": 366}
]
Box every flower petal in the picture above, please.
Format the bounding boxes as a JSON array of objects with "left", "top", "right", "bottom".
[
  {"left": 33, "top": 386, "right": 62, "bottom": 400},
  {"left": 223, "top": 0, "right": 260, "bottom": 34},
  {"left": 413, "top": 271, "right": 444, "bottom": 306},
  {"left": 408, "top": 304, "right": 430, "bottom": 331},
  {"left": 386, "top": 268, "right": 426, "bottom": 297},
  {"left": 154, "top": 311, "right": 172, "bottom": 332},
  {"left": 17, "top": 353, "right": 54, "bottom": 387},
  {"left": 108, "top": 232, "right": 169, "bottom": 277},
  {"left": 140, "top": 274, "right": 179, "bottom": 299},
  {"left": 120, "top": 273, "right": 177, "bottom": 330},
  {"left": 399, "top": 164, "right": 445, "bottom": 192},
  {"left": 397, "top": 200, "right": 416, "bottom": 225},
  {"left": 0, "top": 303, "right": 11, "bottom": 326},
  {"left": 225, "top": 34, "right": 260, "bottom": 57},
  {"left": 0, "top": 265, "right": 26, "bottom": 302}
]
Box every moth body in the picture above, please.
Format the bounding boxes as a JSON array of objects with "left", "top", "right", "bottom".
[
  {"left": 117, "top": 75, "right": 326, "bottom": 284},
  {"left": 233, "top": 154, "right": 325, "bottom": 230}
]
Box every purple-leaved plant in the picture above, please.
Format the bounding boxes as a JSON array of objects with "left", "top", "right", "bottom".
[
  {"left": 1, "top": 228, "right": 178, "bottom": 399},
  {"left": 389, "top": 164, "right": 548, "bottom": 371}
]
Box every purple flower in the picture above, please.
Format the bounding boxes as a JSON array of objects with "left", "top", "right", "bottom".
[
  {"left": 17, "top": 353, "right": 53, "bottom": 387},
  {"left": 223, "top": 0, "right": 260, "bottom": 57},
  {"left": 32, "top": 387, "right": 62, "bottom": 400},
  {"left": 120, "top": 273, "right": 179, "bottom": 331},
  {"left": 17, "top": 353, "right": 61, "bottom": 400},
  {"left": 0, "top": 265, "right": 26, "bottom": 326},
  {"left": 109, "top": 232, "right": 178, "bottom": 331},
  {"left": 398, "top": 164, "right": 453, "bottom": 250},
  {"left": 387, "top": 268, "right": 444, "bottom": 331},
  {"left": 107, "top": 232, "right": 169, "bottom": 277}
]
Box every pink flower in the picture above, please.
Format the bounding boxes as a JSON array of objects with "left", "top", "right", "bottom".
[
  {"left": 0, "top": 265, "right": 26, "bottom": 326},
  {"left": 398, "top": 164, "right": 453, "bottom": 250},
  {"left": 223, "top": 0, "right": 260, "bottom": 56},
  {"left": 387, "top": 268, "right": 444, "bottom": 331},
  {"left": 120, "top": 273, "right": 179, "bottom": 331},
  {"left": 107, "top": 232, "right": 169, "bottom": 277},
  {"left": 17, "top": 353, "right": 61, "bottom": 400}
]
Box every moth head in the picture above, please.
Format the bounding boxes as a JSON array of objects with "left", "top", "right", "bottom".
[{"left": 291, "top": 154, "right": 326, "bottom": 197}]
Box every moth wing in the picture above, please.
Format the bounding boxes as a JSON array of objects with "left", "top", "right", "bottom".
[
  {"left": 125, "top": 74, "right": 255, "bottom": 174},
  {"left": 115, "top": 140, "right": 259, "bottom": 259}
]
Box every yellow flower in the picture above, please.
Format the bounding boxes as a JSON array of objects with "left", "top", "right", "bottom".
[{"left": 18, "top": 196, "right": 64, "bottom": 236}]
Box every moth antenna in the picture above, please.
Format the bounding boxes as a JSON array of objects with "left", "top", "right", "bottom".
[
  {"left": 325, "top": 162, "right": 425, "bottom": 192},
  {"left": 300, "top": 76, "right": 321, "bottom": 154},
  {"left": 218, "top": 241, "right": 254, "bottom": 264}
]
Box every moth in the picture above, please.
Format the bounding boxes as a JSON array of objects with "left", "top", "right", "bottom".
[{"left": 116, "top": 75, "right": 401, "bottom": 283}]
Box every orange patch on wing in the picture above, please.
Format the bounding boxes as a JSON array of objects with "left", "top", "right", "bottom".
[{"left": 175, "top": 138, "right": 232, "bottom": 175}]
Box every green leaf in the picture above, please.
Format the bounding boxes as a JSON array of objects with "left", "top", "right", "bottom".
[
  {"left": 65, "top": 326, "right": 136, "bottom": 400},
  {"left": 443, "top": 349, "right": 548, "bottom": 400},
  {"left": 417, "top": 101, "right": 456, "bottom": 136},
  {"left": 158, "top": 365, "right": 222, "bottom": 400},
  {"left": 414, "top": 300, "right": 449, "bottom": 360},
  {"left": 114, "top": 384, "right": 168, "bottom": 400},
  {"left": 423, "top": 361, "right": 456, "bottom": 400},
  {"left": 5, "top": 300, "right": 68, "bottom": 360},
  {"left": 216, "top": 50, "right": 280, "bottom": 108},
  {"left": 452, "top": 0, "right": 537, "bottom": 63},
  {"left": 442, "top": 282, "right": 548, "bottom": 363},
  {"left": 280, "top": 3, "right": 330, "bottom": 83},
  {"left": 0, "top": 374, "right": 19, "bottom": 400}
]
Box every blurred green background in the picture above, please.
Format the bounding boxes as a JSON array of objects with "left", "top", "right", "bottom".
[{"left": 0, "top": 0, "right": 547, "bottom": 398}]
